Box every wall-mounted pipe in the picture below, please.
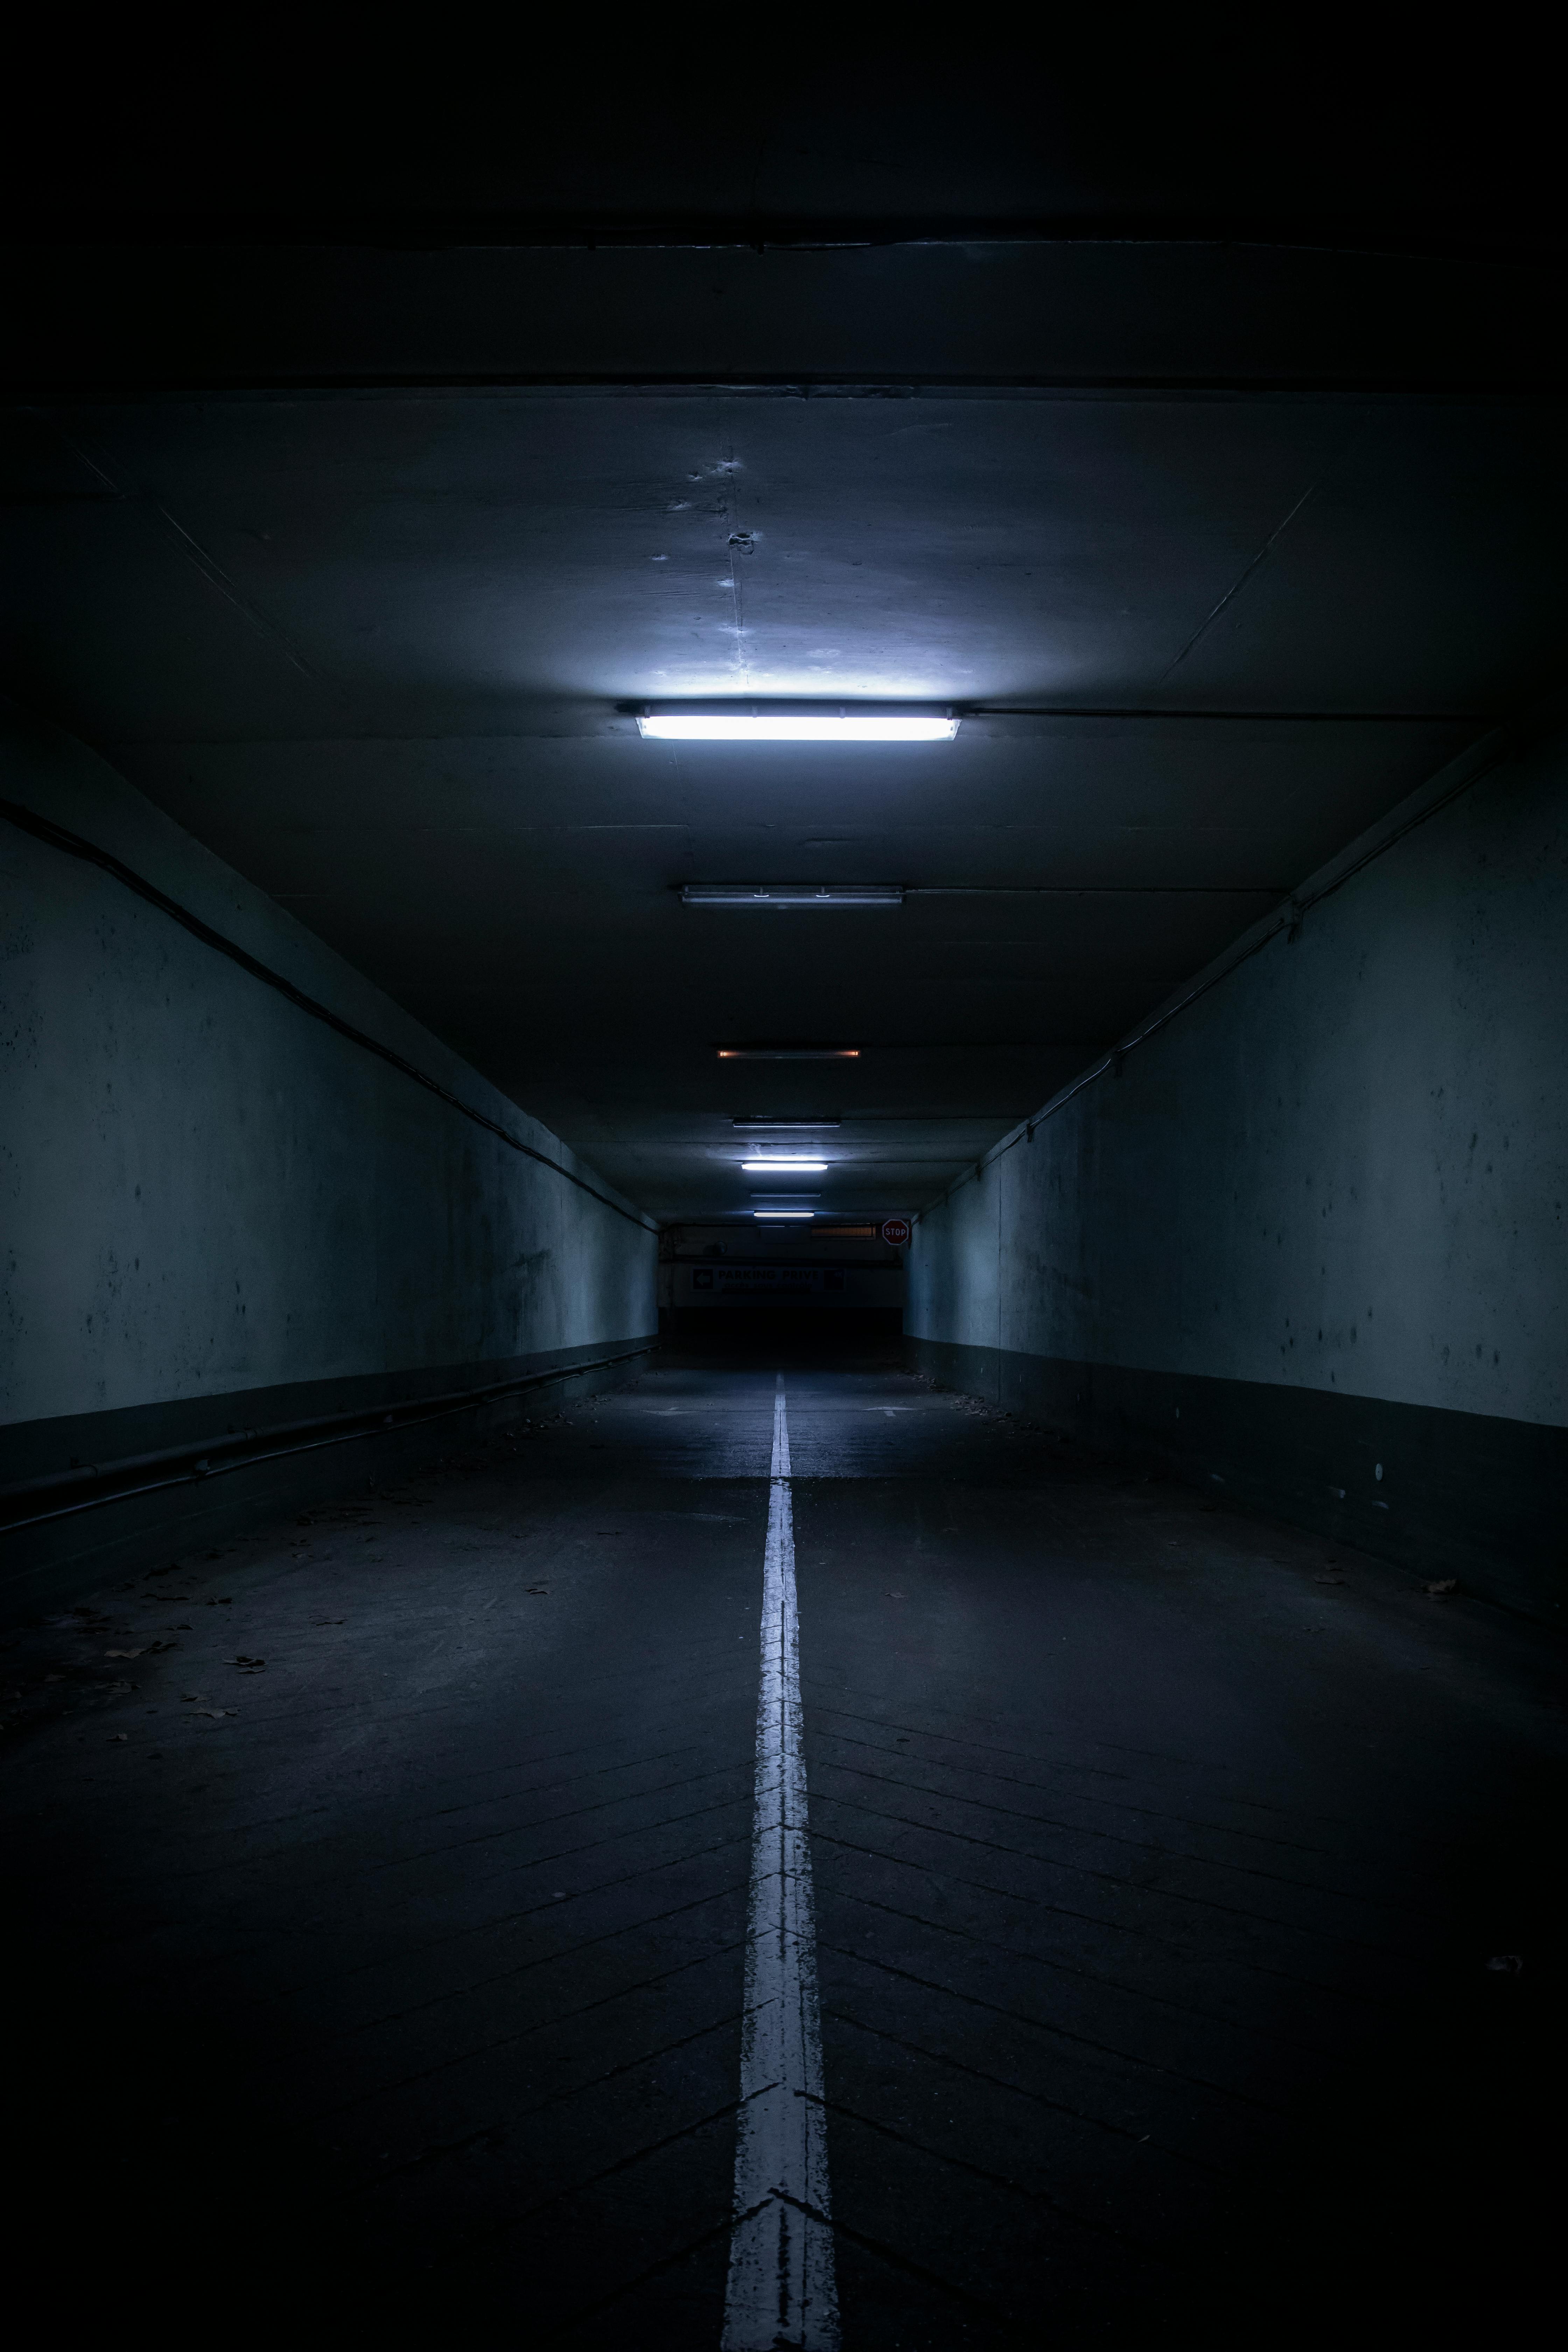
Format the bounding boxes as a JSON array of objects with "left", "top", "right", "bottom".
[{"left": 0, "top": 796, "right": 658, "bottom": 1235}]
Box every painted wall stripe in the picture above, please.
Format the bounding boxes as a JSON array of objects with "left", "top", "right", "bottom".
[{"left": 721, "top": 1377, "right": 839, "bottom": 2351}]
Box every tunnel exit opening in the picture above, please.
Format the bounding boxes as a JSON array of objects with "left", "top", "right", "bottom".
[{"left": 659, "top": 1221, "right": 905, "bottom": 1363}]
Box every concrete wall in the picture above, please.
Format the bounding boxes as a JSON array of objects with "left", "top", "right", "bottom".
[
  {"left": 908, "top": 723, "right": 1568, "bottom": 1619},
  {"left": 1, "top": 708, "right": 658, "bottom": 1598}
]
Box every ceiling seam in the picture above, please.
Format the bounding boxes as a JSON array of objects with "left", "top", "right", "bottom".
[{"left": 11, "top": 380, "right": 1565, "bottom": 404}]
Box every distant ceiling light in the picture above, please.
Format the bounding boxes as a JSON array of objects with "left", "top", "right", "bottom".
[
  {"left": 681, "top": 884, "right": 904, "bottom": 908},
  {"left": 718, "top": 1047, "right": 860, "bottom": 1061},
  {"left": 733, "top": 1118, "right": 841, "bottom": 1130},
  {"left": 753, "top": 1210, "right": 815, "bottom": 1219},
  {"left": 639, "top": 707, "right": 957, "bottom": 743},
  {"left": 742, "top": 1159, "right": 828, "bottom": 1171}
]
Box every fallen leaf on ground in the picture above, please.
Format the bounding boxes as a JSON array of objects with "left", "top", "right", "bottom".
[
  {"left": 1314, "top": 1572, "right": 1349, "bottom": 1584},
  {"left": 181, "top": 1693, "right": 208, "bottom": 1702},
  {"left": 1425, "top": 1578, "right": 1458, "bottom": 1596},
  {"left": 193, "top": 1708, "right": 236, "bottom": 1720},
  {"left": 525, "top": 1586, "right": 550, "bottom": 1596},
  {"left": 887, "top": 1591, "right": 906, "bottom": 1601},
  {"left": 233, "top": 1656, "right": 266, "bottom": 1671},
  {"left": 1486, "top": 1954, "right": 1524, "bottom": 1973},
  {"left": 105, "top": 1648, "right": 144, "bottom": 1660},
  {"left": 107, "top": 1733, "right": 127, "bottom": 1742}
]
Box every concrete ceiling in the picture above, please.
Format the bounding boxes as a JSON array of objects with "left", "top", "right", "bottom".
[
  {"left": 4, "top": 64, "right": 1564, "bottom": 1226},
  {"left": 9, "top": 44, "right": 1563, "bottom": 251}
]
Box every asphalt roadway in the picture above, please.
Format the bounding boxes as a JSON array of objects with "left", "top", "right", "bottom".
[{"left": 2, "top": 1350, "right": 1560, "bottom": 2346}]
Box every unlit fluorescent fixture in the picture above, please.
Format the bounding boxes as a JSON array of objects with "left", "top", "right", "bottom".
[
  {"left": 640, "top": 708, "right": 957, "bottom": 743},
  {"left": 682, "top": 884, "right": 903, "bottom": 908},
  {"left": 719, "top": 1047, "right": 859, "bottom": 1061},
  {"left": 733, "top": 1118, "right": 841, "bottom": 1130},
  {"left": 742, "top": 1158, "right": 828, "bottom": 1171}
]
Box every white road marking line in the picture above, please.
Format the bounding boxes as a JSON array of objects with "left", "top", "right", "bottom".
[{"left": 721, "top": 1377, "right": 839, "bottom": 2352}]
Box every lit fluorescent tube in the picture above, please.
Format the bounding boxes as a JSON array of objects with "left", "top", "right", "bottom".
[
  {"left": 742, "top": 1159, "right": 828, "bottom": 1171},
  {"left": 754, "top": 1210, "right": 814, "bottom": 1219},
  {"left": 639, "top": 709, "right": 957, "bottom": 743},
  {"left": 682, "top": 884, "right": 904, "bottom": 908}
]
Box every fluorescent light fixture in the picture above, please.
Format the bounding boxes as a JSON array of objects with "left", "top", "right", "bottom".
[
  {"left": 719, "top": 1048, "right": 859, "bottom": 1061},
  {"left": 742, "top": 1158, "right": 828, "bottom": 1171},
  {"left": 640, "top": 708, "right": 956, "bottom": 743},
  {"left": 733, "top": 1118, "right": 841, "bottom": 1130},
  {"left": 682, "top": 884, "right": 903, "bottom": 908},
  {"left": 753, "top": 1210, "right": 814, "bottom": 1219}
]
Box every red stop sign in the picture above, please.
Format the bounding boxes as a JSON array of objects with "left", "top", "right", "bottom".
[{"left": 881, "top": 1217, "right": 911, "bottom": 1247}]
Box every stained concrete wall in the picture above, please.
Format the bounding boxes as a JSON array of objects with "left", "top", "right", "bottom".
[
  {"left": 1, "top": 708, "right": 657, "bottom": 1596},
  {"left": 908, "top": 723, "right": 1568, "bottom": 1619}
]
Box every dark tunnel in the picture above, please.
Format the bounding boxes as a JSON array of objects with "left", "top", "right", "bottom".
[{"left": 2, "top": 39, "right": 1563, "bottom": 2349}]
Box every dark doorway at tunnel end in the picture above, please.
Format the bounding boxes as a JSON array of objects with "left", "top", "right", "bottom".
[{"left": 659, "top": 1304, "right": 906, "bottom": 1365}]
